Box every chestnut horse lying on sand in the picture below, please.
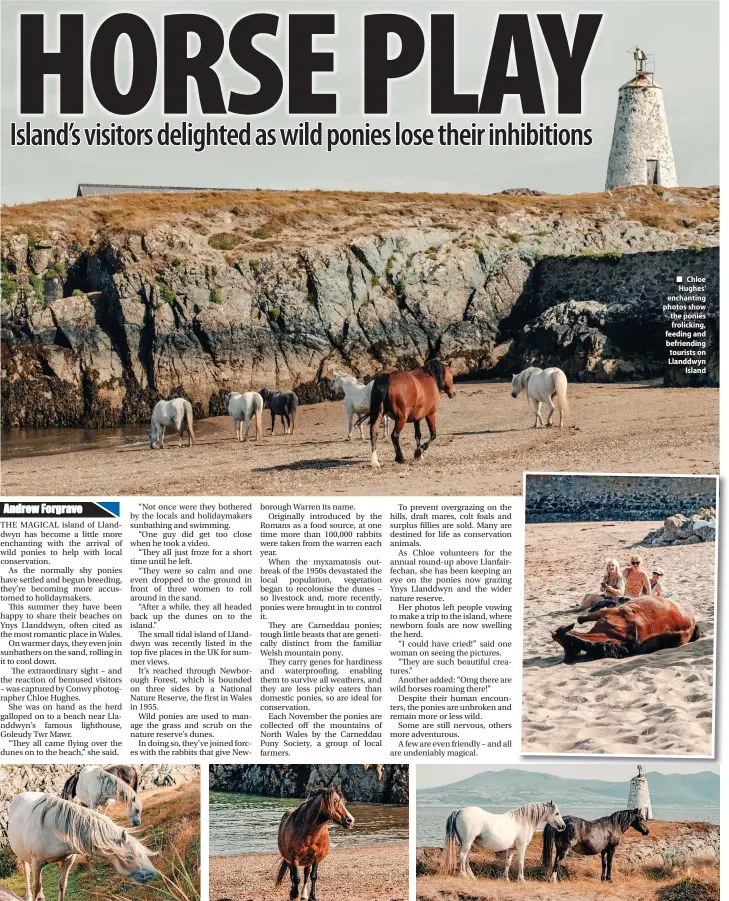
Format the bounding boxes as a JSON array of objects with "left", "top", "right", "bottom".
[
  {"left": 369, "top": 359, "right": 455, "bottom": 468},
  {"left": 551, "top": 596, "right": 700, "bottom": 662},
  {"left": 276, "top": 786, "right": 355, "bottom": 901}
]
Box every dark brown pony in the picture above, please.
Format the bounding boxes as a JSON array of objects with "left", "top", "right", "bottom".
[
  {"left": 551, "top": 596, "right": 700, "bottom": 662},
  {"left": 275, "top": 786, "right": 354, "bottom": 901},
  {"left": 369, "top": 359, "right": 455, "bottom": 467}
]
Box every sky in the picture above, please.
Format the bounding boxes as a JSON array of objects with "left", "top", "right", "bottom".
[
  {"left": 417, "top": 763, "right": 720, "bottom": 790},
  {"left": 0, "top": 0, "right": 719, "bottom": 205}
]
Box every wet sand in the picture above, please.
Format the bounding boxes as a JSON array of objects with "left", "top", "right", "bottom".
[
  {"left": 1, "top": 382, "right": 718, "bottom": 497},
  {"left": 210, "top": 844, "right": 408, "bottom": 901},
  {"left": 521, "top": 521, "right": 715, "bottom": 756}
]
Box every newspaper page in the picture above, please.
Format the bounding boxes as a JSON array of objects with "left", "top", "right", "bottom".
[{"left": 0, "top": 3, "right": 722, "bottom": 901}]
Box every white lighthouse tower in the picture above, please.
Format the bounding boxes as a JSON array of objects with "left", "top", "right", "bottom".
[
  {"left": 605, "top": 48, "right": 678, "bottom": 189},
  {"left": 627, "top": 765, "right": 653, "bottom": 820}
]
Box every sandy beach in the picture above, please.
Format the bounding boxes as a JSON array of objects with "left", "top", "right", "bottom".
[
  {"left": 210, "top": 844, "right": 408, "bottom": 901},
  {"left": 1, "top": 382, "right": 718, "bottom": 497},
  {"left": 520, "top": 521, "right": 715, "bottom": 756}
]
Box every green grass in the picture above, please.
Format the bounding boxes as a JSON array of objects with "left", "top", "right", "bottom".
[
  {"left": 29, "top": 272, "right": 45, "bottom": 302},
  {"left": 157, "top": 283, "right": 177, "bottom": 305},
  {"left": 687, "top": 242, "right": 706, "bottom": 254},
  {"left": 579, "top": 249, "right": 623, "bottom": 262},
  {"left": 509, "top": 232, "right": 522, "bottom": 243},
  {"left": 209, "top": 286, "right": 222, "bottom": 304}
]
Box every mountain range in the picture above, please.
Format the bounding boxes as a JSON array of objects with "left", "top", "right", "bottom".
[{"left": 418, "top": 769, "right": 719, "bottom": 811}]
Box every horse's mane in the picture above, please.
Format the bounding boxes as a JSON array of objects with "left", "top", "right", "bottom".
[
  {"left": 302, "top": 785, "right": 344, "bottom": 819},
  {"left": 34, "top": 795, "right": 148, "bottom": 861},
  {"left": 98, "top": 769, "right": 138, "bottom": 805},
  {"left": 510, "top": 801, "right": 553, "bottom": 828},
  {"left": 604, "top": 809, "right": 641, "bottom": 831},
  {"left": 423, "top": 359, "right": 446, "bottom": 390}
]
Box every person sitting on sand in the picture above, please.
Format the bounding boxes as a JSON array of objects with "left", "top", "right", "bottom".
[
  {"left": 623, "top": 555, "right": 651, "bottom": 597},
  {"left": 575, "top": 558, "right": 625, "bottom": 610},
  {"left": 650, "top": 567, "right": 664, "bottom": 596}
]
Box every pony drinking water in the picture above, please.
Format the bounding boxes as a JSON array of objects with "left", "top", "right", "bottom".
[
  {"left": 511, "top": 367, "right": 569, "bottom": 427},
  {"left": 227, "top": 391, "right": 263, "bottom": 442},
  {"left": 440, "top": 801, "right": 566, "bottom": 882},
  {"left": 543, "top": 808, "right": 649, "bottom": 883},
  {"left": 331, "top": 372, "right": 389, "bottom": 440},
  {"left": 275, "top": 785, "right": 355, "bottom": 901},
  {"left": 369, "top": 359, "right": 455, "bottom": 468},
  {"left": 148, "top": 398, "right": 196, "bottom": 449},
  {"left": 63, "top": 765, "right": 142, "bottom": 826},
  {"left": 8, "top": 793, "right": 157, "bottom": 901}
]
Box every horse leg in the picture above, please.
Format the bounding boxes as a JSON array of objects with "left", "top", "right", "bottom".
[
  {"left": 30, "top": 859, "right": 44, "bottom": 901},
  {"left": 309, "top": 862, "right": 319, "bottom": 901},
  {"left": 413, "top": 420, "right": 422, "bottom": 459},
  {"left": 347, "top": 404, "right": 354, "bottom": 441},
  {"left": 545, "top": 397, "right": 556, "bottom": 427},
  {"left": 391, "top": 416, "right": 407, "bottom": 464},
  {"left": 284, "top": 413, "right": 291, "bottom": 435},
  {"left": 503, "top": 850, "right": 515, "bottom": 881},
  {"left": 457, "top": 843, "right": 471, "bottom": 878},
  {"left": 516, "top": 843, "right": 527, "bottom": 882},
  {"left": 243, "top": 416, "right": 250, "bottom": 442},
  {"left": 532, "top": 399, "right": 543, "bottom": 427},
  {"left": 416, "top": 412, "right": 437, "bottom": 458},
  {"left": 601, "top": 850, "right": 607, "bottom": 881},
  {"left": 301, "top": 867, "right": 311, "bottom": 901},
  {"left": 606, "top": 846, "right": 615, "bottom": 881},
  {"left": 271, "top": 412, "right": 276, "bottom": 434},
  {"left": 58, "top": 856, "right": 77, "bottom": 901},
  {"left": 289, "top": 864, "right": 300, "bottom": 900},
  {"left": 22, "top": 861, "right": 32, "bottom": 901}
]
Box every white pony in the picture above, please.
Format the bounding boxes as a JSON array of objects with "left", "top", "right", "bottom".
[
  {"left": 8, "top": 793, "right": 157, "bottom": 901},
  {"left": 148, "top": 398, "right": 196, "bottom": 449},
  {"left": 71, "top": 765, "right": 142, "bottom": 826},
  {"left": 440, "top": 801, "right": 566, "bottom": 882},
  {"left": 511, "top": 367, "right": 569, "bottom": 428},
  {"left": 331, "top": 372, "right": 389, "bottom": 440},
  {"left": 227, "top": 391, "right": 263, "bottom": 442}
]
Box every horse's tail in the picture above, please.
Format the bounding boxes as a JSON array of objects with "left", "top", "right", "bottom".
[
  {"left": 61, "top": 770, "right": 80, "bottom": 800},
  {"left": 553, "top": 369, "right": 569, "bottom": 419},
  {"left": 369, "top": 373, "right": 390, "bottom": 468},
  {"left": 542, "top": 823, "right": 556, "bottom": 874},
  {"left": 438, "top": 810, "right": 462, "bottom": 876},
  {"left": 184, "top": 400, "right": 196, "bottom": 444},
  {"left": 275, "top": 859, "right": 289, "bottom": 886}
]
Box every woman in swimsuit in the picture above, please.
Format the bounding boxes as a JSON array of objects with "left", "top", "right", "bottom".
[
  {"left": 623, "top": 555, "right": 651, "bottom": 597},
  {"left": 576, "top": 558, "right": 625, "bottom": 611}
]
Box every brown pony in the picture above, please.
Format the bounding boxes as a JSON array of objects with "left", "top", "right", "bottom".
[
  {"left": 275, "top": 786, "right": 354, "bottom": 901},
  {"left": 551, "top": 596, "right": 701, "bottom": 663},
  {"left": 369, "top": 359, "right": 455, "bottom": 468}
]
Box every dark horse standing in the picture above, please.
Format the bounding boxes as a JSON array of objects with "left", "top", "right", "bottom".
[
  {"left": 275, "top": 786, "right": 354, "bottom": 901},
  {"left": 542, "top": 809, "right": 649, "bottom": 882},
  {"left": 369, "top": 359, "right": 455, "bottom": 467},
  {"left": 259, "top": 388, "right": 298, "bottom": 435},
  {"left": 61, "top": 764, "right": 139, "bottom": 799}
]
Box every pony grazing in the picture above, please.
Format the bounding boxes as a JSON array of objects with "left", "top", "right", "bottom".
[
  {"left": 511, "top": 367, "right": 569, "bottom": 427},
  {"left": 148, "top": 398, "right": 196, "bottom": 449},
  {"left": 275, "top": 785, "right": 354, "bottom": 901},
  {"left": 259, "top": 388, "right": 298, "bottom": 435},
  {"left": 551, "top": 596, "right": 701, "bottom": 662},
  {"left": 330, "top": 372, "right": 389, "bottom": 440},
  {"left": 63, "top": 765, "right": 142, "bottom": 826},
  {"left": 369, "top": 359, "right": 455, "bottom": 468},
  {"left": 8, "top": 793, "right": 157, "bottom": 901},
  {"left": 227, "top": 391, "right": 263, "bottom": 442},
  {"left": 440, "top": 801, "right": 565, "bottom": 882},
  {"left": 543, "top": 809, "right": 649, "bottom": 883}
]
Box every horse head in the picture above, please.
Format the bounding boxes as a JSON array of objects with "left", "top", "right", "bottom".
[
  {"left": 424, "top": 359, "right": 456, "bottom": 398},
  {"left": 546, "top": 801, "right": 566, "bottom": 832},
  {"left": 126, "top": 792, "right": 142, "bottom": 827},
  {"left": 631, "top": 810, "right": 650, "bottom": 835},
  {"left": 510, "top": 373, "right": 521, "bottom": 398},
  {"left": 259, "top": 388, "right": 272, "bottom": 407},
  {"left": 147, "top": 424, "right": 159, "bottom": 449},
  {"left": 323, "top": 785, "right": 355, "bottom": 830}
]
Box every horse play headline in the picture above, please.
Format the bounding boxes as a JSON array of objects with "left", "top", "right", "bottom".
[{"left": 9, "top": 119, "right": 594, "bottom": 154}]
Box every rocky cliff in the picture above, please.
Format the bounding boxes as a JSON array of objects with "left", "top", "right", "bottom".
[
  {"left": 1, "top": 186, "right": 719, "bottom": 428},
  {"left": 0, "top": 764, "right": 199, "bottom": 842},
  {"left": 209, "top": 764, "right": 408, "bottom": 804}
]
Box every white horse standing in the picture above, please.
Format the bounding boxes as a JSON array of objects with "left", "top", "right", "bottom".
[
  {"left": 227, "top": 391, "right": 263, "bottom": 442},
  {"left": 148, "top": 398, "right": 196, "bottom": 449},
  {"left": 440, "top": 801, "right": 566, "bottom": 882},
  {"left": 8, "top": 793, "right": 157, "bottom": 901},
  {"left": 511, "top": 367, "right": 569, "bottom": 428},
  {"left": 331, "top": 372, "right": 389, "bottom": 440},
  {"left": 71, "top": 765, "right": 142, "bottom": 826}
]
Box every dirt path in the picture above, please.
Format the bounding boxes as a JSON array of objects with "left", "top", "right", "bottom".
[
  {"left": 1, "top": 382, "right": 718, "bottom": 497},
  {"left": 210, "top": 844, "right": 408, "bottom": 901}
]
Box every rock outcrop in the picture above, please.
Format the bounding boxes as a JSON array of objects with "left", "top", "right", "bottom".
[
  {"left": 643, "top": 508, "right": 717, "bottom": 546},
  {"left": 209, "top": 764, "right": 408, "bottom": 804},
  {"left": 1, "top": 186, "right": 719, "bottom": 428}
]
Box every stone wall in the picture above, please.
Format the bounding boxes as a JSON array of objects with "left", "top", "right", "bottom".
[
  {"left": 209, "top": 764, "right": 408, "bottom": 804},
  {"left": 525, "top": 474, "right": 717, "bottom": 523}
]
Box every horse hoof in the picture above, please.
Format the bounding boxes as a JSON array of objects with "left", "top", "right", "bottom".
[
  {"left": 395, "top": 457, "right": 407, "bottom": 465},
  {"left": 414, "top": 448, "right": 422, "bottom": 459}
]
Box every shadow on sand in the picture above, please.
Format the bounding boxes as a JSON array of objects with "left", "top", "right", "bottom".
[{"left": 253, "top": 459, "right": 362, "bottom": 473}]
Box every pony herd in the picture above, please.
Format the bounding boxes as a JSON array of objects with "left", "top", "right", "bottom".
[
  {"left": 147, "top": 363, "right": 569, "bottom": 467},
  {"left": 7, "top": 766, "right": 156, "bottom": 901},
  {"left": 439, "top": 801, "right": 649, "bottom": 884}
]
